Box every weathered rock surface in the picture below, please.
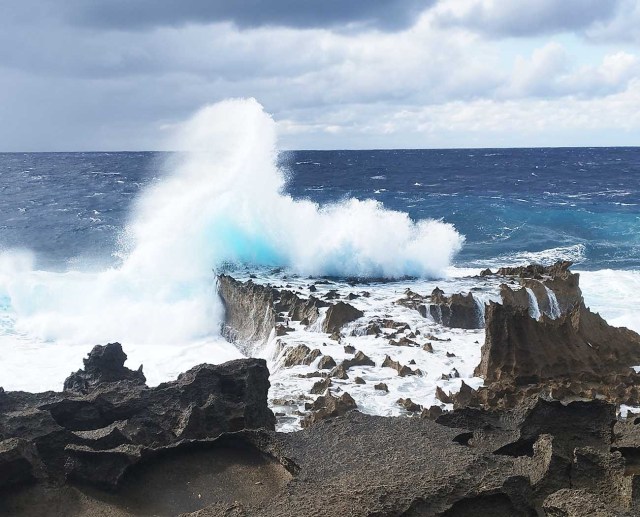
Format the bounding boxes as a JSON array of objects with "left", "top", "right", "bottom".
[
  {"left": 476, "top": 297, "right": 640, "bottom": 384},
  {"left": 218, "top": 275, "right": 277, "bottom": 351},
  {"left": 322, "top": 301, "right": 364, "bottom": 334},
  {"left": 64, "top": 342, "right": 145, "bottom": 394},
  {"left": 429, "top": 287, "right": 484, "bottom": 329},
  {"left": 0, "top": 343, "right": 275, "bottom": 490}
]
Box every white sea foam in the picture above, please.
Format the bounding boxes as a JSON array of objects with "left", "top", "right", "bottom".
[
  {"left": 579, "top": 269, "right": 640, "bottom": 333},
  {"left": 526, "top": 287, "right": 541, "bottom": 320},
  {"left": 0, "top": 98, "right": 464, "bottom": 391},
  {"left": 544, "top": 285, "right": 561, "bottom": 319}
]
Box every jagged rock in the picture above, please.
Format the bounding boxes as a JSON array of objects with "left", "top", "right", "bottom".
[
  {"left": 308, "top": 284, "right": 317, "bottom": 292},
  {"left": 429, "top": 287, "right": 483, "bottom": 329},
  {"left": 0, "top": 347, "right": 275, "bottom": 490},
  {"left": 344, "top": 345, "right": 356, "bottom": 354},
  {"left": 342, "top": 351, "right": 375, "bottom": 370},
  {"left": 0, "top": 438, "right": 44, "bottom": 488},
  {"left": 301, "top": 392, "right": 357, "bottom": 427},
  {"left": 453, "top": 381, "right": 476, "bottom": 408},
  {"left": 476, "top": 298, "right": 640, "bottom": 384},
  {"left": 397, "top": 398, "right": 421, "bottom": 412},
  {"left": 329, "top": 364, "right": 349, "bottom": 380},
  {"left": 317, "top": 355, "right": 337, "bottom": 370},
  {"left": 354, "top": 377, "right": 366, "bottom": 385},
  {"left": 374, "top": 383, "right": 389, "bottom": 392},
  {"left": 423, "top": 342, "right": 434, "bottom": 353},
  {"left": 329, "top": 331, "right": 342, "bottom": 341},
  {"left": 389, "top": 336, "right": 418, "bottom": 347},
  {"left": 310, "top": 378, "right": 331, "bottom": 395},
  {"left": 480, "top": 268, "right": 493, "bottom": 276},
  {"left": 218, "top": 275, "right": 277, "bottom": 349},
  {"left": 543, "top": 489, "right": 619, "bottom": 517},
  {"left": 421, "top": 406, "right": 444, "bottom": 419},
  {"left": 436, "top": 386, "right": 453, "bottom": 404},
  {"left": 381, "top": 355, "right": 421, "bottom": 377},
  {"left": 446, "top": 351, "right": 456, "bottom": 357},
  {"left": 323, "top": 290, "right": 340, "bottom": 300},
  {"left": 347, "top": 293, "right": 360, "bottom": 300},
  {"left": 322, "top": 302, "right": 364, "bottom": 334},
  {"left": 63, "top": 343, "right": 145, "bottom": 394},
  {"left": 275, "top": 324, "right": 293, "bottom": 336},
  {"left": 282, "top": 344, "right": 311, "bottom": 367}
]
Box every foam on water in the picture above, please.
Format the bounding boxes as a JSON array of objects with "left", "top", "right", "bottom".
[
  {"left": 0, "top": 99, "right": 463, "bottom": 391},
  {"left": 579, "top": 270, "right": 640, "bottom": 333}
]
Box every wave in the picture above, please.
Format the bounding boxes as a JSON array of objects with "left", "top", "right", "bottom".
[{"left": 0, "top": 98, "right": 463, "bottom": 353}]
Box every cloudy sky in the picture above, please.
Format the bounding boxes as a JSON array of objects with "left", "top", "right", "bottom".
[{"left": 1, "top": 0, "right": 640, "bottom": 151}]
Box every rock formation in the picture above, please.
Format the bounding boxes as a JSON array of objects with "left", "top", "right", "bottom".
[{"left": 0, "top": 343, "right": 275, "bottom": 490}]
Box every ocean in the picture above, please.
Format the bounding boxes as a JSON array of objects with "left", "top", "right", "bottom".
[{"left": 0, "top": 100, "right": 639, "bottom": 423}]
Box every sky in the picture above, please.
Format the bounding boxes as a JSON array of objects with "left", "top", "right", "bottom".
[{"left": 1, "top": 0, "right": 639, "bottom": 151}]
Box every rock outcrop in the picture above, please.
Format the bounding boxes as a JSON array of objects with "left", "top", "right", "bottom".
[
  {"left": 0, "top": 343, "right": 275, "bottom": 490},
  {"left": 63, "top": 342, "right": 145, "bottom": 393},
  {"left": 429, "top": 287, "right": 484, "bottom": 329},
  {"left": 218, "top": 275, "right": 277, "bottom": 351},
  {"left": 476, "top": 299, "right": 640, "bottom": 384}
]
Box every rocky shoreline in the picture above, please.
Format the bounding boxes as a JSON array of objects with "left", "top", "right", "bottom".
[{"left": 3, "top": 262, "right": 640, "bottom": 515}]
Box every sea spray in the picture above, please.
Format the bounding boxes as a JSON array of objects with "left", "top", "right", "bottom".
[{"left": 0, "top": 98, "right": 464, "bottom": 377}]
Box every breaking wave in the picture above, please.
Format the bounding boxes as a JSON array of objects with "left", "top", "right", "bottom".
[{"left": 0, "top": 99, "right": 463, "bottom": 353}]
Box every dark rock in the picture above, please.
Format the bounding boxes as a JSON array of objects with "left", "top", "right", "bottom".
[
  {"left": 381, "top": 355, "right": 421, "bottom": 377},
  {"left": 374, "top": 383, "right": 389, "bottom": 392},
  {"left": 322, "top": 302, "right": 364, "bottom": 334},
  {"left": 310, "top": 378, "right": 331, "bottom": 395},
  {"left": 436, "top": 387, "right": 453, "bottom": 404},
  {"left": 423, "top": 342, "right": 434, "bottom": 353},
  {"left": 397, "top": 398, "right": 422, "bottom": 412},
  {"left": 275, "top": 324, "right": 293, "bottom": 336},
  {"left": 0, "top": 348, "right": 275, "bottom": 490},
  {"left": 64, "top": 343, "right": 145, "bottom": 394},
  {"left": 480, "top": 268, "right": 493, "bottom": 276},
  {"left": 317, "top": 355, "right": 337, "bottom": 370},
  {"left": 0, "top": 438, "right": 43, "bottom": 488},
  {"left": 446, "top": 351, "right": 456, "bottom": 357},
  {"left": 343, "top": 345, "right": 356, "bottom": 354},
  {"left": 323, "top": 290, "right": 340, "bottom": 300},
  {"left": 476, "top": 298, "right": 640, "bottom": 384},
  {"left": 429, "top": 288, "right": 483, "bottom": 329},
  {"left": 342, "top": 351, "right": 375, "bottom": 370},
  {"left": 354, "top": 377, "right": 366, "bottom": 385},
  {"left": 301, "top": 392, "right": 357, "bottom": 427},
  {"left": 329, "top": 364, "right": 349, "bottom": 380}
]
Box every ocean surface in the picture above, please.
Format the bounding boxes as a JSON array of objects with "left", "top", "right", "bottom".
[{"left": 0, "top": 100, "right": 639, "bottom": 400}]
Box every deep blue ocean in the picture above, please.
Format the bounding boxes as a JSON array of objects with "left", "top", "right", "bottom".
[{"left": 1, "top": 148, "right": 639, "bottom": 270}]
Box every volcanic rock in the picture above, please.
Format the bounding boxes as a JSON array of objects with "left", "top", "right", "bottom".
[
  {"left": 476, "top": 299, "right": 640, "bottom": 384},
  {"left": 317, "top": 355, "right": 337, "bottom": 370},
  {"left": 64, "top": 343, "right": 145, "bottom": 394},
  {"left": 322, "top": 302, "right": 364, "bottom": 334},
  {"left": 301, "top": 392, "right": 357, "bottom": 427},
  {"left": 429, "top": 287, "right": 483, "bottom": 329}
]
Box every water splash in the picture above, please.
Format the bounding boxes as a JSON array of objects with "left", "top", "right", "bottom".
[
  {"left": 0, "top": 98, "right": 463, "bottom": 354},
  {"left": 544, "top": 286, "right": 562, "bottom": 319},
  {"left": 526, "top": 288, "right": 541, "bottom": 320}
]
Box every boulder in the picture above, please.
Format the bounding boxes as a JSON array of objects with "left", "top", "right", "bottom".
[
  {"left": 317, "top": 355, "right": 337, "bottom": 370},
  {"left": 322, "top": 302, "right": 364, "bottom": 334}
]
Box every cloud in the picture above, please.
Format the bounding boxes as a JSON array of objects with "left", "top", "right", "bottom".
[
  {"left": 2, "top": 0, "right": 434, "bottom": 32},
  {"left": 434, "top": 0, "right": 621, "bottom": 37}
]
